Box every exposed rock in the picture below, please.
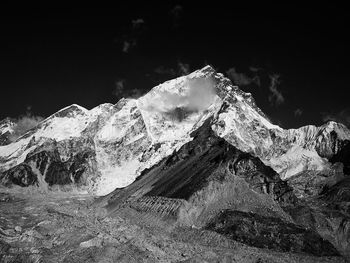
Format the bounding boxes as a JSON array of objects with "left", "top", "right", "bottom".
[
  {"left": 1, "top": 141, "right": 98, "bottom": 189},
  {"left": 79, "top": 236, "right": 103, "bottom": 248},
  {"left": 206, "top": 210, "right": 340, "bottom": 256},
  {"left": 321, "top": 177, "right": 350, "bottom": 215},
  {"left": 101, "top": 119, "right": 302, "bottom": 249},
  {"left": 287, "top": 163, "right": 345, "bottom": 199},
  {"left": 0, "top": 118, "right": 15, "bottom": 146},
  {"left": 1, "top": 163, "right": 38, "bottom": 187},
  {"left": 330, "top": 141, "right": 350, "bottom": 174}
]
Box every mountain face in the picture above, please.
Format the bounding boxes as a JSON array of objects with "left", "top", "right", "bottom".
[
  {"left": 1, "top": 66, "right": 350, "bottom": 258},
  {"left": 1, "top": 66, "right": 349, "bottom": 196}
]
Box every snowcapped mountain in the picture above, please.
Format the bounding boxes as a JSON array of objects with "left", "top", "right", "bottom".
[{"left": 0, "top": 65, "right": 349, "bottom": 196}]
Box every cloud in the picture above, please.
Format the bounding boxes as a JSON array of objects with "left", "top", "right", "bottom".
[
  {"left": 268, "top": 74, "right": 284, "bottom": 106},
  {"left": 170, "top": 5, "right": 183, "bottom": 27},
  {"left": 294, "top": 108, "right": 303, "bottom": 117},
  {"left": 122, "top": 38, "right": 138, "bottom": 53},
  {"left": 226, "top": 67, "right": 260, "bottom": 86},
  {"left": 122, "top": 41, "right": 131, "bottom": 53},
  {"left": 226, "top": 67, "right": 284, "bottom": 107},
  {"left": 154, "top": 61, "right": 191, "bottom": 78},
  {"left": 132, "top": 18, "right": 144, "bottom": 29},
  {"left": 185, "top": 77, "right": 216, "bottom": 111},
  {"left": 142, "top": 77, "right": 216, "bottom": 118},
  {"left": 128, "top": 88, "right": 143, "bottom": 99},
  {"left": 321, "top": 108, "right": 350, "bottom": 127},
  {"left": 113, "top": 79, "right": 125, "bottom": 98},
  {"left": 249, "top": 66, "right": 262, "bottom": 72},
  {"left": 118, "top": 18, "right": 146, "bottom": 53},
  {"left": 178, "top": 61, "right": 190, "bottom": 75},
  {"left": 154, "top": 66, "right": 176, "bottom": 76},
  {"left": 113, "top": 79, "right": 143, "bottom": 100},
  {"left": 9, "top": 107, "right": 44, "bottom": 142}
]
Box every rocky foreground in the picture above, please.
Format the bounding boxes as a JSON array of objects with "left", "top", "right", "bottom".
[{"left": 0, "top": 190, "right": 347, "bottom": 263}]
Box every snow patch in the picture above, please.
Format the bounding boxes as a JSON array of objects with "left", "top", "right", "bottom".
[
  {"left": 95, "top": 159, "right": 140, "bottom": 196},
  {"left": 268, "top": 146, "right": 329, "bottom": 179}
]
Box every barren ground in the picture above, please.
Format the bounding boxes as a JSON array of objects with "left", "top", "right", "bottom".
[{"left": 0, "top": 188, "right": 347, "bottom": 263}]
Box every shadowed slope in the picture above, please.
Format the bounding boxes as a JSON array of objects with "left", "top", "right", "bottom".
[
  {"left": 99, "top": 119, "right": 341, "bottom": 257},
  {"left": 103, "top": 118, "right": 295, "bottom": 214}
]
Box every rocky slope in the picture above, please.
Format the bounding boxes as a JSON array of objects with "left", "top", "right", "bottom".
[
  {"left": 100, "top": 117, "right": 348, "bottom": 258},
  {"left": 1, "top": 192, "right": 346, "bottom": 263}
]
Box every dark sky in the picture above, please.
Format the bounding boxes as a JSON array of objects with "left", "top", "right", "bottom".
[{"left": 0, "top": 3, "right": 349, "bottom": 128}]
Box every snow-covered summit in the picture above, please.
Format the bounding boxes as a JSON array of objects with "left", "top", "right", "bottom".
[{"left": 1, "top": 65, "right": 349, "bottom": 195}]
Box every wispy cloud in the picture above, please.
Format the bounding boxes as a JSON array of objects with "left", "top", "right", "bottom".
[
  {"left": 321, "top": 108, "right": 350, "bottom": 127},
  {"left": 154, "top": 66, "right": 176, "bottom": 76},
  {"left": 170, "top": 5, "right": 183, "bottom": 28},
  {"left": 268, "top": 74, "right": 284, "bottom": 106},
  {"left": 154, "top": 61, "right": 191, "bottom": 78},
  {"left": 249, "top": 66, "right": 262, "bottom": 72},
  {"left": 9, "top": 106, "right": 44, "bottom": 142},
  {"left": 178, "top": 61, "right": 190, "bottom": 75},
  {"left": 226, "top": 66, "right": 284, "bottom": 107},
  {"left": 128, "top": 88, "right": 143, "bottom": 99},
  {"left": 142, "top": 77, "right": 216, "bottom": 116},
  {"left": 113, "top": 79, "right": 125, "bottom": 98},
  {"left": 113, "top": 79, "right": 143, "bottom": 100},
  {"left": 122, "top": 41, "right": 131, "bottom": 53},
  {"left": 117, "top": 18, "right": 146, "bottom": 53},
  {"left": 132, "top": 18, "right": 144, "bottom": 29},
  {"left": 226, "top": 67, "right": 260, "bottom": 86},
  {"left": 294, "top": 108, "right": 303, "bottom": 117}
]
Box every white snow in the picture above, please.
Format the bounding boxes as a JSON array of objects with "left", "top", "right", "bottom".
[
  {"left": 0, "top": 126, "right": 13, "bottom": 135},
  {"left": 59, "top": 103, "right": 88, "bottom": 113},
  {"left": 95, "top": 158, "right": 140, "bottom": 196},
  {"left": 35, "top": 116, "right": 89, "bottom": 141},
  {"left": 96, "top": 99, "right": 139, "bottom": 142},
  {"left": 0, "top": 139, "right": 38, "bottom": 171},
  {"left": 89, "top": 103, "right": 114, "bottom": 118},
  {"left": 0, "top": 104, "right": 101, "bottom": 171},
  {"left": 268, "top": 145, "right": 329, "bottom": 179}
]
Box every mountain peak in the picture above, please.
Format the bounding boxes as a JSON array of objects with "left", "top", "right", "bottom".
[
  {"left": 323, "top": 120, "right": 348, "bottom": 131},
  {"left": 1, "top": 67, "right": 350, "bottom": 196},
  {"left": 51, "top": 104, "right": 88, "bottom": 119}
]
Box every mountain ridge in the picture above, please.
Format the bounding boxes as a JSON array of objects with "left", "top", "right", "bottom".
[{"left": 0, "top": 65, "right": 349, "bottom": 195}]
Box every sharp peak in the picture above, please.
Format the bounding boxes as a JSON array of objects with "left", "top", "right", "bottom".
[
  {"left": 196, "top": 64, "right": 216, "bottom": 73},
  {"left": 36, "top": 104, "right": 89, "bottom": 122},
  {"left": 59, "top": 104, "right": 88, "bottom": 112},
  {"left": 322, "top": 120, "right": 349, "bottom": 130}
]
